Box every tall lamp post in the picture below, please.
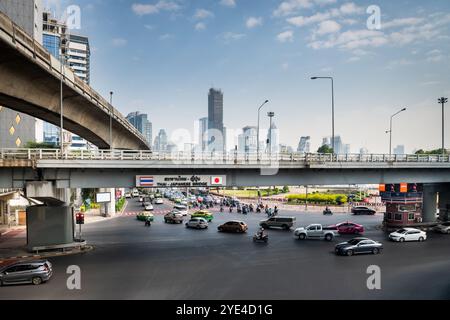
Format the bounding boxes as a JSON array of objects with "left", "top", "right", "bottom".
[
  {"left": 109, "top": 91, "right": 113, "bottom": 151},
  {"left": 257, "top": 100, "right": 269, "bottom": 160},
  {"left": 386, "top": 108, "right": 407, "bottom": 156},
  {"left": 438, "top": 97, "right": 448, "bottom": 155},
  {"left": 311, "top": 76, "right": 335, "bottom": 154},
  {"left": 267, "top": 112, "right": 275, "bottom": 158}
]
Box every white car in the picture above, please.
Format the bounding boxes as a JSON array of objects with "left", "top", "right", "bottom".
[
  {"left": 125, "top": 192, "right": 132, "bottom": 199},
  {"left": 155, "top": 198, "right": 164, "bottom": 205},
  {"left": 139, "top": 196, "right": 144, "bottom": 203},
  {"left": 174, "top": 205, "right": 189, "bottom": 216},
  {"left": 186, "top": 217, "right": 208, "bottom": 229},
  {"left": 433, "top": 222, "right": 450, "bottom": 234},
  {"left": 144, "top": 203, "right": 154, "bottom": 211},
  {"left": 389, "top": 228, "right": 427, "bottom": 242}
]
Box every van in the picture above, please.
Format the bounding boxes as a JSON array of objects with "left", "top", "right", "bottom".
[{"left": 260, "top": 217, "right": 296, "bottom": 230}]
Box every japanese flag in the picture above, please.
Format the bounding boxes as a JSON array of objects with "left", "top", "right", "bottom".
[{"left": 211, "top": 176, "right": 223, "bottom": 186}]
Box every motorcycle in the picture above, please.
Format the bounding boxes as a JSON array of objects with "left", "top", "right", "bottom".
[
  {"left": 253, "top": 233, "right": 269, "bottom": 243},
  {"left": 145, "top": 220, "right": 152, "bottom": 227},
  {"left": 229, "top": 207, "right": 233, "bottom": 213},
  {"left": 256, "top": 207, "right": 261, "bottom": 213},
  {"left": 220, "top": 206, "right": 224, "bottom": 213},
  {"left": 323, "top": 209, "right": 333, "bottom": 215}
]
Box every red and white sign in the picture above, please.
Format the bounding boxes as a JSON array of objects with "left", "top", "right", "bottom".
[{"left": 211, "top": 176, "right": 224, "bottom": 186}]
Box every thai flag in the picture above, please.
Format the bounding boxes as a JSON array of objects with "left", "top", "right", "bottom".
[{"left": 140, "top": 176, "right": 154, "bottom": 187}]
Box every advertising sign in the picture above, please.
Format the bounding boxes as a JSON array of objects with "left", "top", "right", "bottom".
[
  {"left": 136, "top": 175, "right": 227, "bottom": 188},
  {"left": 96, "top": 192, "right": 111, "bottom": 203}
]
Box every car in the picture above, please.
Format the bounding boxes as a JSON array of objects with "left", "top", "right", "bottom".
[
  {"left": 352, "top": 206, "right": 376, "bottom": 215},
  {"left": 389, "top": 228, "right": 427, "bottom": 242},
  {"left": 144, "top": 203, "right": 154, "bottom": 211},
  {"left": 155, "top": 198, "right": 164, "bottom": 205},
  {"left": 433, "top": 222, "right": 450, "bottom": 234},
  {"left": 0, "top": 260, "right": 53, "bottom": 286},
  {"left": 328, "top": 222, "right": 365, "bottom": 235},
  {"left": 132, "top": 190, "right": 139, "bottom": 198},
  {"left": 174, "top": 205, "right": 189, "bottom": 216},
  {"left": 294, "top": 224, "right": 337, "bottom": 241},
  {"left": 260, "top": 217, "right": 296, "bottom": 230},
  {"left": 335, "top": 238, "right": 383, "bottom": 256},
  {"left": 192, "top": 210, "right": 213, "bottom": 222},
  {"left": 125, "top": 192, "right": 132, "bottom": 199},
  {"left": 218, "top": 221, "right": 248, "bottom": 233},
  {"left": 137, "top": 212, "right": 154, "bottom": 222},
  {"left": 164, "top": 211, "right": 184, "bottom": 224},
  {"left": 186, "top": 217, "right": 209, "bottom": 229}
]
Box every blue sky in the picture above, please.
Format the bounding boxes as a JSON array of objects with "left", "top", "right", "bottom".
[{"left": 45, "top": 0, "right": 450, "bottom": 153}]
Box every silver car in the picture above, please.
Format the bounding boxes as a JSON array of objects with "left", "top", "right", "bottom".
[
  {"left": 0, "top": 260, "right": 53, "bottom": 286},
  {"left": 186, "top": 217, "right": 209, "bottom": 229}
]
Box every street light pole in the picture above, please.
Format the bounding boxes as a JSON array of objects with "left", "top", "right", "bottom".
[
  {"left": 386, "top": 108, "right": 407, "bottom": 156},
  {"left": 311, "top": 77, "right": 335, "bottom": 153},
  {"left": 438, "top": 97, "right": 448, "bottom": 155},
  {"left": 257, "top": 100, "right": 269, "bottom": 160},
  {"left": 109, "top": 91, "right": 113, "bottom": 151},
  {"left": 267, "top": 112, "right": 275, "bottom": 158}
]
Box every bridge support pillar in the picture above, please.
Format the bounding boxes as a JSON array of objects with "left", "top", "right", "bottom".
[
  {"left": 438, "top": 185, "right": 450, "bottom": 221},
  {"left": 25, "top": 181, "right": 70, "bottom": 205},
  {"left": 422, "top": 184, "right": 438, "bottom": 223}
]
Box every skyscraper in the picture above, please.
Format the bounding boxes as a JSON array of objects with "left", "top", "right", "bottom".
[
  {"left": 154, "top": 129, "right": 168, "bottom": 152},
  {"left": 198, "top": 117, "right": 208, "bottom": 152},
  {"left": 208, "top": 88, "right": 224, "bottom": 153},
  {"left": 267, "top": 122, "right": 279, "bottom": 154},
  {"left": 68, "top": 34, "right": 90, "bottom": 84},
  {"left": 126, "top": 112, "right": 153, "bottom": 147},
  {"left": 0, "top": 0, "right": 43, "bottom": 148},
  {"left": 238, "top": 126, "right": 258, "bottom": 153},
  {"left": 297, "top": 136, "right": 311, "bottom": 153},
  {"left": 394, "top": 145, "right": 405, "bottom": 155}
]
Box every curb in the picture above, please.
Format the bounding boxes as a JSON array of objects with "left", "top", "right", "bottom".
[{"left": 0, "top": 245, "right": 94, "bottom": 264}]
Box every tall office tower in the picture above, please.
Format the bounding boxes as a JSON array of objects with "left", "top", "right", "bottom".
[
  {"left": 334, "top": 136, "right": 343, "bottom": 154},
  {"left": 126, "top": 112, "right": 153, "bottom": 147},
  {"left": 394, "top": 145, "right": 405, "bottom": 155},
  {"left": 68, "top": 34, "right": 90, "bottom": 84},
  {"left": 198, "top": 117, "right": 208, "bottom": 152},
  {"left": 297, "top": 136, "right": 311, "bottom": 153},
  {"left": 0, "top": 0, "right": 43, "bottom": 148},
  {"left": 154, "top": 129, "right": 168, "bottom": 152},
  {"left": 238, "top": 126, "right": 258, "bottom": 153},
  {"left": 322, "top": 137, "right": 331, "bottom": 148},
  {"left": 266, "top": 122, "right": 279, "bottom": 154},
  {"left": 208, "top": 88, "right": 224, "bottom": 153}
]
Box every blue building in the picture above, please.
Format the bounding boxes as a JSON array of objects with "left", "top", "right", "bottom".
[{"left": 126, "top": 112, "right": 153, "bottom": 147}]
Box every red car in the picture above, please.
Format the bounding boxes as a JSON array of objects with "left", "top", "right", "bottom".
[{"left": 328, "top": 222, "right": 365, "bottom": 235}]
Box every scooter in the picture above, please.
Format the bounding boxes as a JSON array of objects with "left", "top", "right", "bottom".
[
  {"left": 323, "top": 209, "right": 333, "bottom": 215},
  {"left": 253, "top": 233, "right": 269, "bottom": 243}
]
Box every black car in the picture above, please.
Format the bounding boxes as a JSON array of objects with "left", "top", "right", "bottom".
[
  {"left": 351, "top": 206, "right": 376, "bottom": 215},
  {"left": 335, "top": 238, "right": 383, "bottom": 256}
]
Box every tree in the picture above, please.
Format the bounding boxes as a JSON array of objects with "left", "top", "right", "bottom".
[
  {"left": 24, "top": 141, "right": 57, "bottom": 149},
  {"left": 318, "top": 145, "right": 334, "bottom": 154},
  {"left": 415, "top": 148, "right": 448, "bottom": 155}
]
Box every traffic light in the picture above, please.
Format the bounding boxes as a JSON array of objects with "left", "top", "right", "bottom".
[{"left": 76, "top": 213, "right": 85, "bottom": 225}]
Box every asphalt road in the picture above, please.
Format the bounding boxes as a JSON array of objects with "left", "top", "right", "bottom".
[{"left": 1, "top": 198, "right": 449, "bottom": 300}]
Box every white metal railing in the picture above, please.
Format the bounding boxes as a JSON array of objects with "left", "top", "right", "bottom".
[{"left": 1, "top": 149, "right": 449, "bottom": 164}]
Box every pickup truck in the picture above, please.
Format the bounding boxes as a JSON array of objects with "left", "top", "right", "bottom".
[{"left": 294, "top": 224, "right": 337, "bottom": 241}]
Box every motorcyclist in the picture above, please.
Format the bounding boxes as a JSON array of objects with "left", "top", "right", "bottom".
[
  {"left": 274, "top": 206, "right": 279, "bottom": 215},
  {"left": 256, "top": 227, "right": 266, "bottom": 240},
  {"left": 220, "top": 205, "right": 224, "bottom": 212},
  {"left": 145, "top": 217, "right": 152, "bottom": 227}
]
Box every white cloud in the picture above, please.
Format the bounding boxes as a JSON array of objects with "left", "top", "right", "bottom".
[
  {"left": 316, "top": 20, "right": 341, "bottom": 35},
  {"left": 195, "top": 22, "right": 206, "bottom": 31},
  {"left": 274, "top": 0, "right": 337, "bottom": 17},
  {"left": 277, "top": 30, "right": 294, "bottom": 43},
  {"left": 112, "top": 38, "right": 127, "bottom": 46},
  {"left": 246, "top": 17, "right": 263, "bottom": 29},
  {"left": 220, "top": 32, "right": 246, "bottom": 43},
  {"left": 159, "top": 33, "right": 174, "bottom": 40},
  {"left": 220, "top": 0, "right": 236, "bottom": 8},
  {"left": 131, "top": 1, "right": 180, "bottom": 16},
  {"left": 382, "top": 17, "right": 425, "bottom": 29},
  {"left": 194, "top": 8, "right": 214, "bottom": 19},
  {"left": 286, "top": 2, "right": 364, "bottom": 27}
]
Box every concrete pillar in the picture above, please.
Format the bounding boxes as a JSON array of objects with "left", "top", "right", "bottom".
[
  {"left": 422, "top": 184, "right": 438, "bottom": 223},
  {"left": 438, "top": 186, "right": 450, "bottom": 221},
  {"left": 26, "top": 181, "right": 71, "bottom": 205}
]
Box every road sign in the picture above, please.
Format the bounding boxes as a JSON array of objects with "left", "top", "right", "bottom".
[{"left": 136, "top": 175, "right": 226, "bottom": 188}]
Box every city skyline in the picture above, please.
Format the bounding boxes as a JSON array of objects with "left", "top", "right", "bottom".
[{"left": 28, "top": 1, "right": 450, "bottom": 153}]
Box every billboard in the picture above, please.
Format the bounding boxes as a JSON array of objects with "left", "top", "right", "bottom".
[
  {"left": 96, "top": 192, "right": 112, "bottom": 203},
  {"left": 136, "top": 175, "right": 227, "bottom": 188}
]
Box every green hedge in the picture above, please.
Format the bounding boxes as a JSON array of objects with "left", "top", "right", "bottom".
[
  {"left": 286, "top": 193, "right": 348, "bottom": 205},
  {"left": 116, "top": 197, "right": 126, "bottom": 212}
]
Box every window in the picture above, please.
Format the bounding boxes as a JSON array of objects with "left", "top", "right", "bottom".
[
  {"left": 5, "top": 266, "right": 17, "bottom": 273},
  {"left": 408, "top": 213, "right": 415, "bottom": 221},
  {"left": 394, "top": 214, "right": 402, "bottom": 221}
]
